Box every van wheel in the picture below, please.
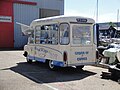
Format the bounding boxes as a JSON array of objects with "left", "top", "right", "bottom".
[
  {"left": 76, "top": 65, "right": 84, "bottom": 69},
  {"left": 26, "top": 58, "right": 32, "bottom": 63},
  {"left": 48, "top": 60, "right": 56, "bottom": 70}
]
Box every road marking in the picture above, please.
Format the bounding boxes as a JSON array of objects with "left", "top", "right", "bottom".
[
  {"left": 43, "top": 84, "right": 59, "bottom": 90},
  {"left": 22, "top": 72, "right": 59, "bottom": 90}
]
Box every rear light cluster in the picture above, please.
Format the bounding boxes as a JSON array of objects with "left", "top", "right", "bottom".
[{"left": 63, "top": 51, "right": 67, "bottom": 62}]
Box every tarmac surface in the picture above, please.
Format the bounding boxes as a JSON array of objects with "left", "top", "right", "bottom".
[{"left": 0, "top": 50, "right": 120, "bottom": 90}]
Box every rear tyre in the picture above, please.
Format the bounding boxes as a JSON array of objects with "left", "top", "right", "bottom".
[
  {"left": 23, "top": 52, "right": 32, "bottom": 63},
  {"left": 26, "top": 58, "right": 32, "bottom": 64},
  {"left": 48, "top": 60, "right": 56, "bottom": 70}
]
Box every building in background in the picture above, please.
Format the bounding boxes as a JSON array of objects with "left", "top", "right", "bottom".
[
  {"left": 98, "top": 22, "right": 120, "bottom": 46},
  {"left": 0, "top": 0, "right": 64, "bottom": 48},
  {"left": 98, "top": 22, "right": 120, "bottom": 37}
]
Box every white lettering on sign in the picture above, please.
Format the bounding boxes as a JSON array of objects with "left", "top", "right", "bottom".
[{"left": 0, "top": 16, "right": 12, "bottom": 22}]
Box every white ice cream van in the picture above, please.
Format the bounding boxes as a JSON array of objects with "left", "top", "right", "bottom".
[{"left": 18, "top": 16, "right": 99, "bottom": 70}]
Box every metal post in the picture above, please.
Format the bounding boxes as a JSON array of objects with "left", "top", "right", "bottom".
[
  {"left": 96, "top": 0, "right": 99, "bottom": 23},
  {"left": 117, "top": 9, "right": 119, "bottom": 30}
]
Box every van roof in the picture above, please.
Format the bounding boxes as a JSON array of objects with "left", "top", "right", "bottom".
[{"left": 30, "top": 15, "right": 95, "bottom": 27}]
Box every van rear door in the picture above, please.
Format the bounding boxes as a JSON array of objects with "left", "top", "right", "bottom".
[{"left": 69, "top": 24, "right": 96, "bottom": 65}]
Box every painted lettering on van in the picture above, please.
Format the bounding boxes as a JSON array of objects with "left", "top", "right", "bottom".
[
  {"left": 35, "top": 47, "right": 58, "bottom": 59},
  {"left": 75, "top": 51, "right": 89, "bottom": 55},
  {"left": 77, "top": 57, "right": 87, "bottom": 61},
  {"left": 35, "top": 47, "right": 48, "bottom": 53}
]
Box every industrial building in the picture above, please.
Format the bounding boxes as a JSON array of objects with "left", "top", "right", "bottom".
[{"left": 0, "top": 0, "right": 64, "bottom": 48}]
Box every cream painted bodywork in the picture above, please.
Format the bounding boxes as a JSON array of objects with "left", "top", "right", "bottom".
[{"left": 23, "top": 16, "right": 97, "bottom": 67}]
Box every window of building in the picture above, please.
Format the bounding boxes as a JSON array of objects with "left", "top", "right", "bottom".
[{"left": 39, "top": 8, "right": 60, "bottom": 18}]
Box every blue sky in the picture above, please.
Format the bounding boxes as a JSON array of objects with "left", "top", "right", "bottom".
[{"left": 64, "top": 0, "right": 120, "bottom": 23}]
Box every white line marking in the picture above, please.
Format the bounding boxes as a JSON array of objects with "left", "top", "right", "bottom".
[{"left": 43, "top": 84, "right": 59, "bottom": 90}]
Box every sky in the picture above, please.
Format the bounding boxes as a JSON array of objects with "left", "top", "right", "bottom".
[{"left": 64, "top": 0, "right": 120, "bottom": 23}]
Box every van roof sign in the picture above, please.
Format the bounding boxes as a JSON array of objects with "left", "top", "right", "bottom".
[{"left": 76, "top": 18, "right": 87, "bottom": 23}]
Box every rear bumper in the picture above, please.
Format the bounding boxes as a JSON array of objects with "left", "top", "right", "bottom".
[{"left": 67, "top": 62, "right": 97, "bottom": 67}]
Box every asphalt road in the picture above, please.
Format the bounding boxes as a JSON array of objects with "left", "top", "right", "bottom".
[{"left": 0, "top": 50, "right": 120, "bottom": 90}]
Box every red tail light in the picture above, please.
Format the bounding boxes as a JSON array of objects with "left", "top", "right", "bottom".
[
  {"left": 63, "top": 51, "right": 67, "bottom": 62},
  {"left": 96, "top": 50, "right": 99, "bottom": 59}
]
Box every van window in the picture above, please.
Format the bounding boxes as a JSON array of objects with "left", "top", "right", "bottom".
[
  {"left": 35, "top": 26, "right": 41, "bottom": 44},
  {"left": 60, "top": 23, "right": 70, "bottom": 45},
  {"left": 28, "top": 30, "right": 34, "bottom": 44},
  {"left": 35, "top": 24, "right": 58, "bottom": 44},
  {"left": 72, "top": 25, "right": 91, "bottom": 45}
]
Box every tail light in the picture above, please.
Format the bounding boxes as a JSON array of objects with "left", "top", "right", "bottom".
[{"left": 63, "top": 51, "right": 67, "bottom": 62}]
